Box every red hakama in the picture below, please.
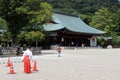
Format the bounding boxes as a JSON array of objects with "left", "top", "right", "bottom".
[{"left": 24, "top": 55, "right": 31, "bottom": 74}]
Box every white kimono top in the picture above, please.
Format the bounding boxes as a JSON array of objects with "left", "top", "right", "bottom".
[{"left": 21, "top": 49, "right": 33, "bottom": 61}]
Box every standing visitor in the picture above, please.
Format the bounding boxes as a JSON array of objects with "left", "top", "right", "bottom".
[
  {"left": 21, "top": 46, "right": 33, "bottom": 74},
  {"left": 0, "top": 46, "right": 2, "bottom": 57},
  {"left": 16, "top": 47, "right": 20, "bottom": 56},
  {"left": 57, "top": 46, "right": 62, "bottom": 57}
]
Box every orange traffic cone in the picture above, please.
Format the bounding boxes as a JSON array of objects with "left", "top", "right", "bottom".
[
  {"left": 32, "top": 60, "right": 38, "bottom": 71},
  {"left": 6, "top": 57, "right": 12, "bottom": 67},
  {"left": 8, "top": 62, "right": 15, "bottom": 74}
]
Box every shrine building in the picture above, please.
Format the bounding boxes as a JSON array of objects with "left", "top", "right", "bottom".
[{"left": 43, "top": 12, "right": 105, "bottom": 48}]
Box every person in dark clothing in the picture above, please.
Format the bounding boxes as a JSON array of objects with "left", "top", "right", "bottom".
[
  {"left": 0, "top": 47, "right": 2, "bottom": 57},
  {"left": 16, "top": 47, "right": 20, "bottom": 56}
]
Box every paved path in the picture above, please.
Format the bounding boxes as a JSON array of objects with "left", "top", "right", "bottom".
[{"left": 0, "top": 48, "right": 120, "bottom": 80}]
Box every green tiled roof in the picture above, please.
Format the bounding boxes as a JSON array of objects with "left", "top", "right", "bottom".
[
  {"left": 43, "top": 13, "right": 105, "bottom": 34},
  {"left": 43, "top": 23, "right": 64, "bottom": 31}
]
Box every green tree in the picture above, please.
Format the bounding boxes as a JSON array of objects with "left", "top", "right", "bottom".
[
  {"left": 45, "top": 0, "right": 120, "bottom": 15},
  {"left": 97, "top": 36, "right": 107, "bottom": 48},
  {"left": 112, "top": 10, "right": 120, "bottom": 35},
  {"left": 0, "top": 17, "right": 9, "bottom": 46},
  {"left": 112, "top": 35, "right": 120, "bottom": 47},
  {"left": 0, "top": 0, "right": 53, "bottom": 46},
  {"left": 25, "top": 31, "right": 45, "bottom": 47},
  {"left": 0, "top": 17, "right": 7, "bottom": 29},
  {"left": 90, "top": 7, "right": 116, "bottom": 36},
  {"left": 0, "top": 31, "right": 12, "bottom": 47},
  {"left": 0, "top": 0, "right": 29, "bottom": 46},
  {"left": 80, "top": 14, "right": 92, "bottom": 24}
]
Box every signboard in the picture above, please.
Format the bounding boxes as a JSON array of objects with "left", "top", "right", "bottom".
[{"left": 90, "top": 36, "right": 97, "bottom": 47}]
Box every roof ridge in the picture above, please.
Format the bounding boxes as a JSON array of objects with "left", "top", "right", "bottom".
[{"left": 54, "top": 11, "right": 79, "bottom": 17}]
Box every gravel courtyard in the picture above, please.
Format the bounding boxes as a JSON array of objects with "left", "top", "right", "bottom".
[{"left": 0, "top": 48, "right": 120, "bottom": 80}]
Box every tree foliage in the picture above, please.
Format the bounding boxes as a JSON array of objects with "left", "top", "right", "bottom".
[
  {"left": 112, "top": 10, "right": 120, "bottom": 35},
  {"left": 0, "top": 17, "right": 7, "bottom": 29},
  {"left": 112, "top": 35, "right": 120, "bottom": 45},
  {"left": 25, "top": 31, "right": 45, "bottom": 42},
  {"left": 24, "top": 31, "right": 45, "bottom": 46},
  {"left": 0, "top": 0, "right": 53, "bottom": 46},
  {"left": 0, "top": 31, "right": 12, "bottom": 47},
  {"left": 89, "top": 7, "right": 117, "bottom": 36},
  {"left": 43, "top": 0, "right": 120, "bottom": 15}
]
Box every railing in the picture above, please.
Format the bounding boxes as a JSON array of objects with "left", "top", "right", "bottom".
[{"left": 0, "top": 47, "right": 42, "bottom": 57}]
